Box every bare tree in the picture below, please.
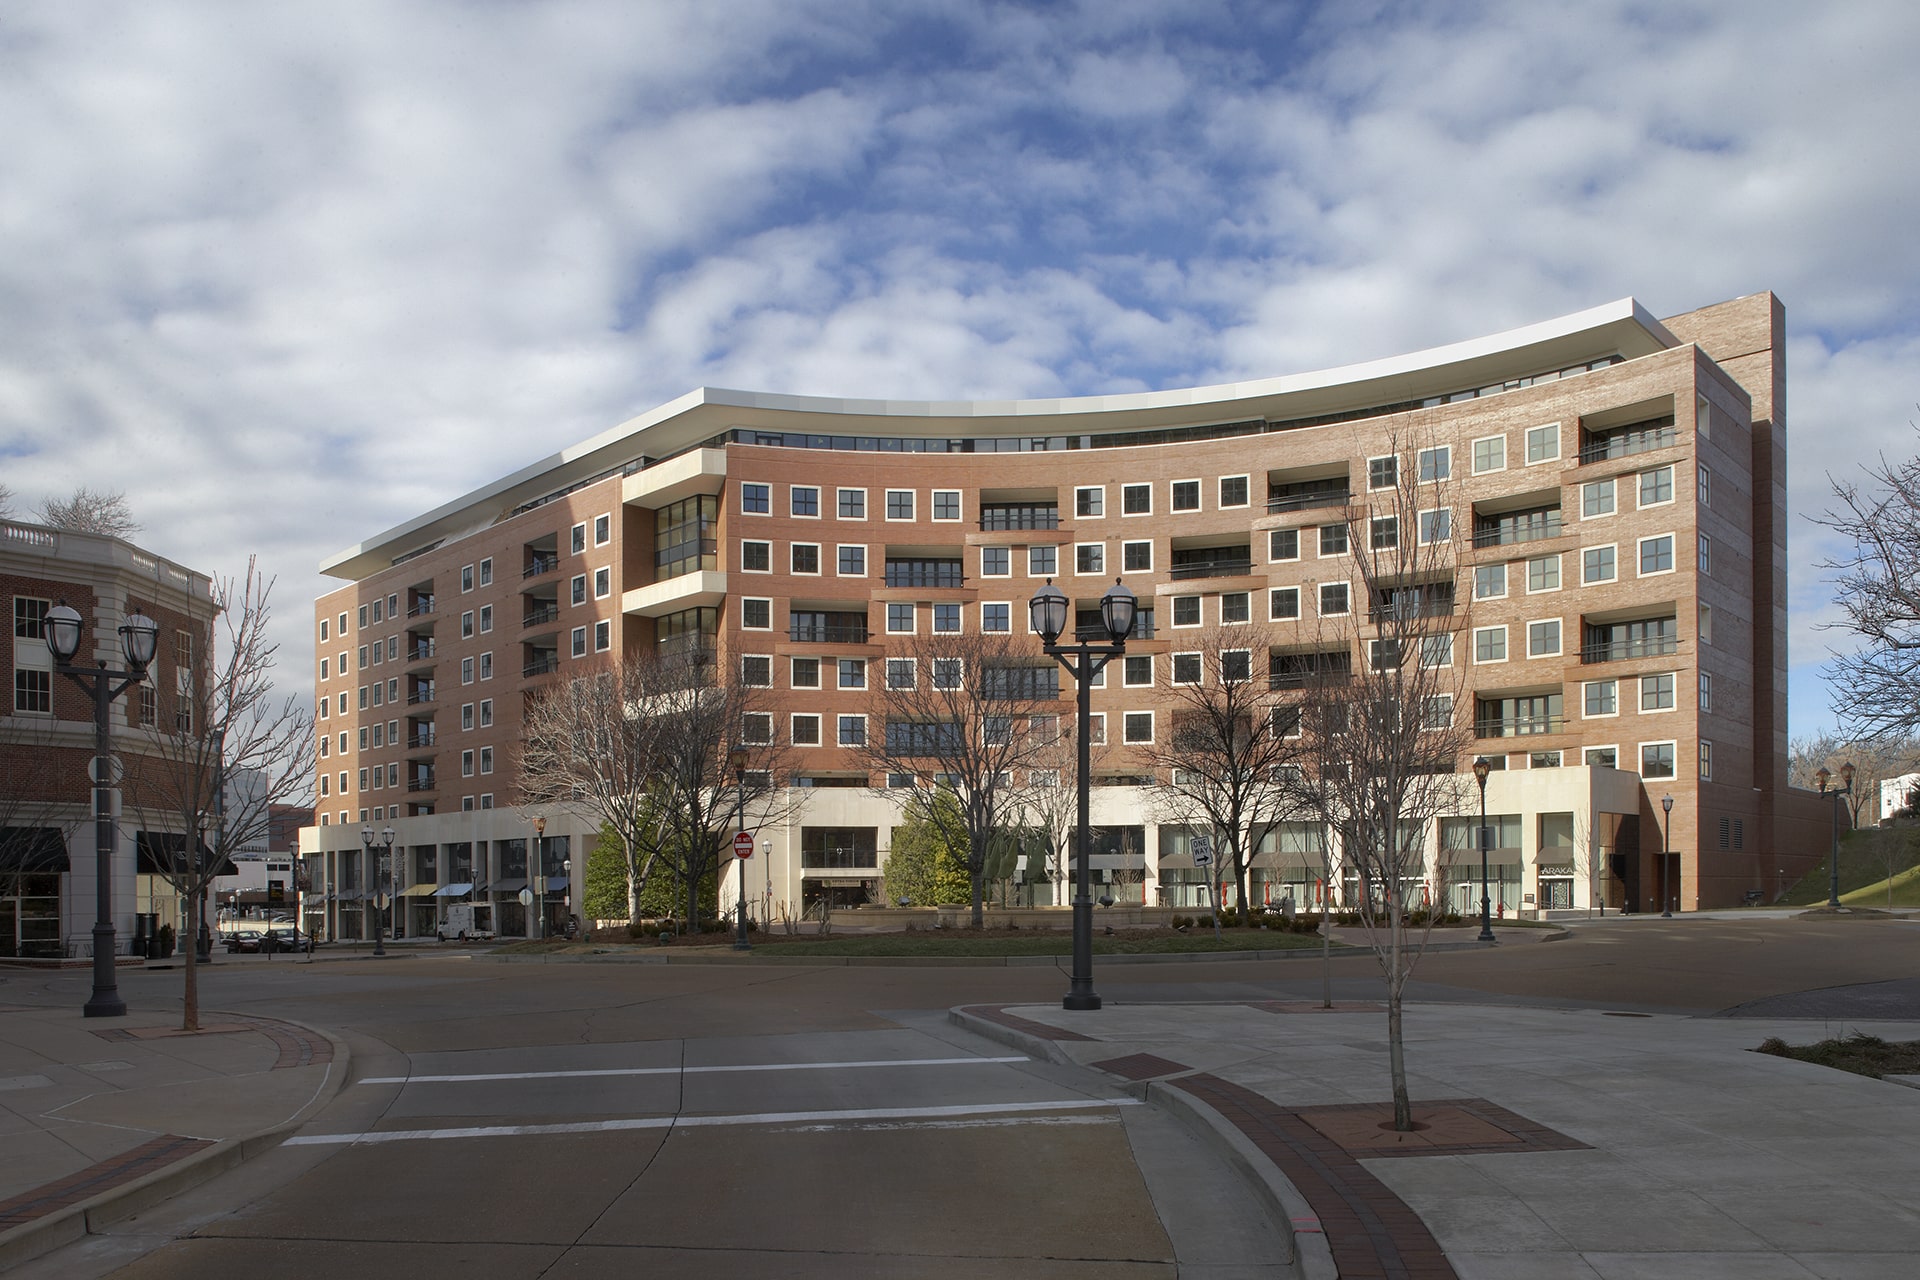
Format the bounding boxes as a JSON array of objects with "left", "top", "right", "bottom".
[
  {"left": 0, "top": 481, "right": 15, "bottom": 519},
  {"left": 1815, "top": 428, "right": 1920, "bottom": 740},
  {"left": 1788, "top": 730, "right": 1920, "bottom": 828},
  {"left": 858, "top": 629, "right": 1061, "bottom": 928},
  {"left": 1282, "top": 429, "right": 1475, "bottom": 1131},
  {"left": 1011, "top": 718, "right": 1105, "bottom": 909},
  {"left": 36, "top": 487, "right": 139, "bottom": 539},
  {"left": 122, "top": 560, "right": 312, "bottom": 1031}
]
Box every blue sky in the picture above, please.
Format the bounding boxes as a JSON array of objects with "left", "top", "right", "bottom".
[{"left": 3, "top": 0, "right": 1918, "bottom": 738}]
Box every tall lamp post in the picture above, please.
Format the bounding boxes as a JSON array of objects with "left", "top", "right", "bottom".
[
  {"left": 729, "top": 747, "right": 752, "bottom": 952},
  {"left": 532, "top": 816, "right": 546, "bottom": 940},
  {"left": 1472, "top": 758, "right": 1495, "bottom": 941},
  {"left": 1659, "top": 794, "right": 1674, "bottom": 917},
  {"left": 1815, "top": 762, "right": 1855, "bottom": 908},
  {"left": 44, "top": 603, "right": 158, "bottom": 1018},
  {"left": 1029, "top": 577, "right": 1136, "bottom": 1012},
  {"left": 361, "top": 825, "right": 393, "bottom": 955}
]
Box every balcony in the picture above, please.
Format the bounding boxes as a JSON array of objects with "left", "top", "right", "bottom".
[
  {"left": 883, "top": 561, "right": 965, "bottom": 589},
  {"left": 1168, "top": 556, "right": 1253, "bottom": 582},
  {"left": 524, "top": 656, "right": 560, "bottom": 677},
  {"left": 1579, "top": 421, "right": 1678, "bottom": 465},
  {"left": 407, "top": 775, "right": 436, "bottom": 793},
  {"left": 523, "top": 554, "right": 559, "bottom": 580},
  {"left": 1472, "top": 511, "right": 1562, "bottom": 548},
  {"left": 1474, "top": 715, "right": 1567, "bottom": 738},
  {"left": 405, "top": 640, "right": 436, "bottom": 662},
  {"left": 407, "top": 597, "right": 436, "bottom": 618},
  {"left": 406, "top": 732, "right": 436, "bottom": 749},
  {"left": 406, "top": 687, "right": 435, "bottom": 705},
  {"left": 523, "top": 604, "right": 560, "bottom": 629},
  {"left": 1580, "top": 636, "right": 1680, "bottom": 664},
  {"left": 1368, "top": 598, "right": 1456, "bottom": 622},
  {"left": 789, "top": 622, "right": 870, "bottom": 644},
  {"left": 1265, "top": 487, "right": 1350, "bottom": 515},
  {"left": 978, "top": 506, "right": 1059, "bottom": 531}
]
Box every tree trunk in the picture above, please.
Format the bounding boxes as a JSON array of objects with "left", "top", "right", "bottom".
[
  {"left": 970, "top": 868, "right": 985, "bottom": 929},
  {"left": 1320, "top": 878, "right": 1333, "bottom": 1008},
  {"left": 182, "top": 897, "right": 200, "bottom": 1032},
  {"left": 1387, "top": 911, "right": 1413, "bottom": 1131}
]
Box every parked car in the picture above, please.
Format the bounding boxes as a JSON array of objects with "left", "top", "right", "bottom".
[
  {"left": 224, "top": 930, "right": 264, "bottom": 953},
  {"left": 260, "top": 927, "right": 313, "bottom": 955}
]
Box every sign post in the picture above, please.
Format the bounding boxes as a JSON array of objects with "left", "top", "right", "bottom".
[
  {"left": 732, "top": 831, "right": 755, "bottom": 953},
  {"left": 1193, "top": 835, "right": 1221, "bottom": 938}
]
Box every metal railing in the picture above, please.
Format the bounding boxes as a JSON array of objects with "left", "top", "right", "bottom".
[
  {"left": 407, "top": 776, "right": 436, "bottom": 792},
  {"left": 1368, "top": 600, "right": 1456, "bottom": 622},
  {"left": 1474, "top": 715, "right": 1566, "bottom": 738},
  {"left": 406, "top": 689, "right": 435, "bottom": 705},
  {"left": 1265, "top": 489, "right": 1350, "bottom": 514},
  {"left": 1471, "top": 517, "right": 1562, "bottom": 548},
  {"left": 789, "top": 623, "right": 870, "bottom": 644},
  {"left": 1580, "top": 636, "right": 1680, "bottom": 664},
  {"left": 523, "top": 656, "right": 560, "bottom": 677},
  {"left": 406, "top": 641, "right": 435, "bottom": 661},
  {"left": 978, "top": 509, "right": 1060, "bottom": 531},
  {"left": 407, "top": 599, "right": 435, "bottom": 618},
  {"left": 523, "top": 605, "right": 559, "bottom": 628},
  {"left": 1169, "top": 558, "right": 1253, "bottom": 581},
  {"left": 883, "top": 565, "right": 966, "bottom": 588},
  {"left": 523, "top": 555, "right": 558, "bottom": 580},
  {"left": 1578, "top": 425, "right": 1677, "bottom": 464},
  {"left": 407, "top": 733, "right": 435, "bottom": 749}
]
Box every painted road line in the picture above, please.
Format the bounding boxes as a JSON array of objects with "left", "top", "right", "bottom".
[
  {"left": 360, "top": 1055, "right": 1029, "bottom": 1085},
  {"left": 288, "top": 1098, "right": 1141, "bottom": 1146}
]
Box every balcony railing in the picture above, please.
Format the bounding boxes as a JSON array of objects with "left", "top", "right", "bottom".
[
  {"left": 406, "top": 688, "right": 435, "bottom": 705},
  {"left": 407, "top": 599, "right": 436, "bottom": 618},
  {"left": 407, "top": 733, "right": 435, "bottom": 749},
  {"left": 1369, "top": 598, "right": 1456, "bottom": 622},
  {"left": 523, "top": 656, "right": 560, "bottom": 677},
  {"left": 978, "top": 508, "right": 1060, "bottom": 531},
  {"left": 407, "top": 776, "right": 436, "bottom": 793},
  {"left": 1475, "top": 715, "right": 1566, "bottom": 738},
  {"left": 406, "top": 641, "right": 436, "bottom": 662},
  {"left": 1075, "top": 620, "right": 1157, "bottom": 641},
  {"left": 523, "top": 604, "right": 560, "bottom": 629},
  {"left": 1472, "top": 517, "right": 1562, "bottom": 548},
  {"left": 1169, "top": 557, "right": 1253, "bottom": 581},
  {"left": 523, "top": 555, "right": 558, "bottom": 580},
  {"left": 1265, "top": 489, "right": 1350, "bottom": 514},
  {"left": 789, "top": 623, "right": 870, "bottom": 644},
  {"left": 1580, "top": 636, "right": 1680, "bottom": 664},
  {"left": 1268, "top": 670, "right": 1350, "bottom": 690},
  {"left": 1578, "top": 425, "right": 1678, "bottom": 465},
  {"left": 883, "top": 565, "right": 966, "bottom": 588}
]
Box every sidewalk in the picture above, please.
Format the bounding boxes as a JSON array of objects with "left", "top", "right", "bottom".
[
  {"left": 0, "top": 1002, "right": 348, "bottom": 1270},
  {"left": 955, "top": 998, "right": 1920, "bottom": 1279}
]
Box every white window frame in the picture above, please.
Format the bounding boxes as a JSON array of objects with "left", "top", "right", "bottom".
[
  {"left": 594, "top": 514, "right": 611, "bottom": 545},
  {"left": 1074, "top": 542, "right": 1106, "bottom": 576},
  {"left": 1420, "top": 633, "right": 1453, "bottom": 668},
  {"left": 1581, "top": 478, "right": 1616, "bottom": 520},
  {"left": 1269, "top": 586, "right": 1300, "bottom": 621},
  {"left": 1122, "top": 710, "right": 1155, "bottom": 745},
  {"left": 1268, "top": 528, "right": 1299, "bottom": 562},
  {"left": 1526, "top": 618, "right": 1563, "bottom": 659},
  {"left": 1171, "top": 652, "right": 1202, "bottom": 686},
  {"left": 740, "top": 483, "right": 771, "bottom": 516},
  {"left": 1087, "top": 712, "right": 1107, "bottom": 745},
  {"left": 571, "top": 522, "right": 588, "bottom": 554},
  {"left": 1121, "top": 540, "right": 1153, "bottom": 574},
  {"left": 789, "top": 713, "right": 822, "bottom": 747},
  {"left": 930, "top": 489, "right": 963, "bottom": 523},
  {"left": 1526, "top": 553, "right": 1561, "bottom": 594},
  {"left": 790, "top": 542, "right": 822, "bottom": 576},
  {"left": 1582, "top": 679, "right": 1619, "bottom": 719},
  {"left": 1171, "top": 595, "right": 1203, "bottom": 628},
  {"left": 1417, "top": 508, "right": 1452, "bottom": 546},
  {"left": 885, "top": 602, "right": 916, "bottom": 635},
  {"left": 1700, "top": 739, "right": 1713, "bottom": 780},
  {"left": 571, "top": 574, "right": 587, "bottom": 606},
  {"left": 838, "top": 714, "right": 866, "bottom": 748},
  {"left": 1524, "top": 423, "right": 1561, "bottom": 465},
  {"left": 1027, "top": 545, "right": 1057, "bottom": 577},
  {"left": 1582, "top": 544, "right": 1618, "bottom": 585},
  {"left": 1700, "top": 671, "right": 1713, "bottom": 711},
  {"left": 594, "top": 567, "right": 611, "bottom": 598},
  {"left": 1473, "top": 625, "right": 1508, "bottom": 665},
  {"left": 1317, "top": 582, "right": 1350, "bottom": 617},
  {"left": 1220, "top": 591, "right": 1251, "bottom": 625},
  {"left": 741, "top": 540, "right": 773, "bottom": 573},
  {"left": 979, "top": 601, "right": 1011, "bottom": 634},
  {"left": 1637, "top": 533, "right": 1677, "bottom": 579},
  {"left": 1318, "top": 523, "right": 1348, "bottom": 558},
  {"left": 1472, "top": 435, "right": 1507, "bottom": 475},
  {"left": 1416, "top": 445, "right": 1451, "bottom": 483},
  {"left": 1218, "top": 474, "right": 1250, "bottom": 509},
  {"left": 1474, "top": 563, "right": 1508, "bottom": 601},
  {"left": 1638, "top": 465, "right": 1676, "bottom": 510},
  {"left": 1122, "top": 653, "right": 1154, "bottom": 688},
  {"left": 838, "top": 658, "right": 867, "bottom": 690},
  {"left": 1698, "top": 533, "right": 1712, "bottom": 575},
  {"left": 1640, "top": 672, "right": 1677, "bottom": 713},
  {"left": 789, "top": 485, "right": 821, "bottom": 519},
  {"left": 885, "top": 657, "right": 916, "bottom": 690},
  {"left": 1366, "top": 455, "right": 1398, "bottom": 492},
  {"left": 836, "top": 544, "right": 867, "bottom": 577},
  {"left": 1120, "top": 483, "right": 1152, "bottom": 517},
  {"left": 1075, "top": 486, "right": 1105, "bottom": 519},
  {"left": 837, "top": 487, "right": 867, "bottom": 520},
  {"left": 741, "top": 598, "right": 773, "bottom": 631},
  {"left": 980, "top": 545, "right": 1011, "bottom": 578},
  {"left": 570, "top": 626, "right": 587, "bottom": 658},
  {"left": 1639, "top": 740, "right": 1678, "bottom": 780},
  {"left": 884, "top": 489, "right": 916, "bottom": 522},
  {"left": 789, "top": 656, "right": 821, "bottom": 689},
  {"left": 1170, "top": 478, "right": 1202, "bottom": 512},
  {"left": 1221, "top": 648, "right": 1252, "bottom": 683}
]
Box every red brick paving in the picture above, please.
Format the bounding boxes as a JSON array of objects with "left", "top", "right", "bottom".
[
  {"left": 0, "top": 1135, "right": 213, "bottom": 1229},
  {"left": 1090, "top": 1052, "right": 1191, "bottom": 1080},
  {"left": 88, "top": 1014, "right": 332, "bottom": 1070},
  {"left": 959, "top": 1004, "right": 1097, "bottom": 1042}
]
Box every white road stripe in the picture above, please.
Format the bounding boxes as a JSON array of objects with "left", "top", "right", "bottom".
[
  {"left": 360, "top": 1055, "right": 1029, "bottom": 1085},
  {"left": 287, "top": 1098, "right": 1139, "bottom": 1146}
]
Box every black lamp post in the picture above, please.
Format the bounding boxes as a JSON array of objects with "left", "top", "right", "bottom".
[
  {"left": 532, "top": 815, "right": 546, "bottom": 940},
  {"left": 1029, "top": 577, "right": 1135, "bottom": 1011},
  {"left": 1659, "top": 794, "right": 1674, "bottom": 917},
  {"left": 44, "top": 602, "right": 158, "bottom": 1018},
  {"left": 1815, "top": 762, "right": 1855, "bottom": 908},
  {"left": 728, "top": 747, "right": 753, "bottom": 951},
  {"left": 1472, "top": 757, "right": 1494, "bottom": 941},
  {"left": 360, "top": 825, "right": 393, "bottom": 955}
]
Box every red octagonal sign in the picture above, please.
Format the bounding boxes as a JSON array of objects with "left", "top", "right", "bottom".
[{"left": 733, "top": 831, "right": 755, "bottom": 859}]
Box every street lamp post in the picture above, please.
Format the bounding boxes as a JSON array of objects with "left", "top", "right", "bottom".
[
  {"left": 360, "top": 825, "right": 393, "bottom": 955},
  {"left": 1659, "top": 794, "right": 1674, "bottom": 917},
  {"left": 1029, "top": 577, "right": 1136, "bottom": 1012},
  {"left": 729, "top": 747, "right": 752, "bottom": 952},
  {"left": 1815, "top": 762, "right": 1855, "bottom": 908},
  {"left": 1472, "top": 758, "right": 1494, "bottom": 942},
  {"left": 44, "top": 602, "right": 158, "bottom": 1018},
  {"left": 532, "top": 816, "right": 546, "bottom": 940}
]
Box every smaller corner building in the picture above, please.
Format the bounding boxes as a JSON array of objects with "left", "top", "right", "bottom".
[
  {"left": 2, "top": 520, "right": 215, "bottom": 959},
  {"left": 302, "top": 291, "right": 1836, "bottom": 938}
]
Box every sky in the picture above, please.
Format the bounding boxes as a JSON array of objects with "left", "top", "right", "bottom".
[{"left": 3, "top": 0, "right": 1918, "bottom": 740}]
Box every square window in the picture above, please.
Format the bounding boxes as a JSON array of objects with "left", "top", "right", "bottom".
[
  {"left": 791, "top": 543, "right": 820, "bottom": 575},
  {"left": 1417, "top": 446, "right": 1451, "bottom": 482},
  {"left": 839, "top": 658, "right": 867, "bottom": 689},
  {"left": 838, "top": 545, "right": 866, "bottom": 576},
  {"left": 1582, "top": 479, "right": 1615, "bottom": 518},
  {"left": 1122, "top": 540, "right": 1153, "bottom": 572},
  {"left": 1422, "top": 694, "right": 1453, "bottom": 730},
  {"left": 886, "top": 602, "right": 915, "bottom": 634},
  {"left": 572, "top": 523, "right": 587, "bottom": 554},
  {"left": 1585, "top": 746, "right": 1618, "bottom": 768},
  {"left": 1171, "top": 479, "right": 1201, "bottom": 511},
  {"left": 1121, "top": 483, "right": 1151, "bottom": 515},
  {"left": 1417, "top": 509, "right": 1451, "bottom": 545},
  {"left": 741, "top": 599, "right": 772, "bottom": 630},
  {"left": 1525, "top": 423, "right": 1560, "bottom": 464},
  {"left": 932, "top": 490, "right": 961, "bottom": 521},
  {"left": 1474, "top": 564, "right": 1507, "bottom": 599},
  {"left": 742, "top": 713, "right": 774, "bottom": 745},
  {"left": 1124, "top": 654, "right": 1154, "bottom": 686},
  {"left": 1367, "top": 456, "right": 1398, "bottom": 490},
  {"left": 571, "top": 574, "right": 587, "bottom": 606},
  {"left": 1583, "top": 546, "right": 1617, "bottom": 584},
  {"left": 886, "top": 658, "right": 916, "bottom": 689},
  {"left": 1269, "top": 587, "right": 1300, "bottom": 620},
  {"left": 13, "top": 668, "right": 51, "bottom": 714},
  {"left": 791, "top": 714, "right": 821, "bottom": 746},
  {"left": 1420, "top": 633, "right": 1453, "bottom": 667},
  {"left": 1641, "top": 673, "right": 1675, "bottom": 710},
  {"left": 981, "top": 602, "right": 1010, "bottom": 632},
  {"left": 594, "top": 567, "right": 610, "bottom": 598},
  {"left": 885, "top": 490, "right": 915, "bottom": 521},
  {"left": 982, "top": 546, "right": 1010, "bottom": 576},
  {"left": 1527, "top": 619, "right": 1562, "bottom": 657},
  {"left": 1172, "top": 653, "right": 1202, "bottom": 685},
  {"left": 1028, "top": 545, "right": 1057, "bottom": 576},
  {"left": 1639, "top": 466, "right": 1674, "bottom": 507},
  {"left": 1319, "top": 523, "right": 1348, "bottom": 556},
  {"left": 791, "top": 657, "right": 820, "bottom": 688},
  {"left": 1370, "top": 515, "right": 1399, "bottom": 550},
  {"left": 1219, "top": 476, "right": 1249, "bottom": 508},
  {"left": 933, "top": 603, "right": 961, "bottom": 633},
  {"left": 1222, "top": 650, "right": 1252, "bottom": 682},
  {"left": 932, "top": 657, "right": 962, "bottom": 689},
  {"left": 742, "top": 541, "right": 772, "bottom": 572},
  {"left": 1527, "top": 554, "right": 1560, "bottom": 592},
  {"left": 790, "top": 486, "right": 819, "bottom": 517},
  {"left": 1221, "top": 591, "right": 1250, "bottom": 624},
  {"left": 1123, "top": 711, "right": 1154, "bottom": 744},
  {"left": 1584, "top": 680, "right": 1617, "bottom": 717},
  {"left": 1318, "top": 583, "right": 1349, "bottom": 616},
  {"left": 1076, "top": 486, "right": 1104, "bottom": 518},
  {"left": 1472, "top": 436, "right": 1506, "bottom": 474},
  {"left": 838, "top": 488, "right": 866, "bottom": 519},
  {"left": 838, "top": 715, "right": 866, "bottom": 747},
  {"left": 1076, "top": 543, "right": 1105, "bottom": 575},
  {"left": 1172, "top": 596, "right": 1202, "bottom": 627},
  {"left": 570, "top": 626, "right": 587, "bottom": 658},
  {"left": 1474, "top": 626, "right": 1507, "bottom": 663},
  {"left": 1369, "top": 639, "right": 1401, "bottom": 671},
  {"left": 1638, "top": 534, "right": 1674, "bottom": 576},
  {"left": 1269, "top": 528, "right": 1299, "bottom": 561},
  {"left": 1640, "top": 741, "right": 1676, "bottom": 779}
]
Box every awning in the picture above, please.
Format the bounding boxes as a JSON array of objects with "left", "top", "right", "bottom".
[
  {"left": 0, "top": 827, "right": 68, "bottom": 874},
  {"left": 490, "top": 878, "right": 528, "bottom": 894},
  {"left": 433, "top": 882, "right": 474, "bottom": 897},
  {"left": 335, "top": 889, "right": 366, "bottom": 903},
  {"left": 543, "top": 876, "right": 570, "bottom": 894},
  {"left": 136, "top": 831, "right": 235, "bottom": 877},
  {"left": 402, "top": 883, "right": 441, "bottom": 897}
]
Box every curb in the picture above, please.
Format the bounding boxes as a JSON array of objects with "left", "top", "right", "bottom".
[
  {"left": 0, "top": 1014, "right": 352, "bottom": 1272},
  {"left": 949, "top": 1006, "right": 1333, "bottom": 1280}
]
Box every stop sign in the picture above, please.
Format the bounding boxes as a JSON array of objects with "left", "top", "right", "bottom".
[{"left": 733, "top": 831, "right": 755, "bottom": 859}]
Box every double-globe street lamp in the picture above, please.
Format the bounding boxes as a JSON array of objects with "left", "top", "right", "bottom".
[
  {"left": 1029, "top": 578, "right": 1136, "bottom": 1012},
  {"left": 1471, "top": 757, "right": 1495, "bottom": 942},
  {"left": 729, "top": 746, "right": 753, "bottom": 952},
  {"left": 44, "top": 603, "right": 159, "bottom": 1018},
  {"left": 360, "top": 825, "right": 393, "bottom": 955},
  {"left": 1814, "top": 762, "right": 1856, "bottom": 909}
]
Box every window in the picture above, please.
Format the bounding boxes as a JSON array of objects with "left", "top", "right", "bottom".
[
  {"left": 1474, "top": 626, "right": 1507, "bottom": 663},
  {"left": 1584, "top": 680, "right": 1618, "bottom": 717},
  {"left": 742, "top": 713, "right": 774, "bottom": 745},
  {"left": 1474, "top": 564, "right": 1507, "bottom": 600},
  {"left": 570, "top": 626, "right": 588, "bottom": 658},
  {"left": 1171, "top": 479, "right": 1201, "bottom": 511},
  {"left": 1076, "top": 486, "right": 1104, "bottom": 518},
  {"left": 1418, "top": 509, "right": 1451, "bottom": 545},
  {"left": 885, "top": 490, "right": 915, "bottom": 521},
  {"left": 571, "top": 522, "right": 587, "bottom": 554},
  {"left": 1122, "top": 541, "right": 1153, "bottom": 572},
  {"left": 1219, "top": 475, "right": 1249, "bottom": 508},
  {"left": 838, "top": 715, "right": 866, "bottom": 747},
  {"left": 837, "top": 488, "right": 866, "bottom": 520},
  {"left": 1319, "top": 583, "right": 1349, "bottom": 616},
  {"left": 886, "top": 602, "right": 915, "bottom": 634},
  {"left": 13, "top": 668, "right": 50, "bottom": 714},
  {"left": 1221, "top": 592, "right": 1251, "bottom": 624},
  {"left": 932, "top": 490, "right": 961, "bottom": 521},
  {"left": 839, "top": 658, "right": 867, "bottom": 689},
  {"left": 1582, "top": 479, "right": 1615, "bottom": 519},
  {"left": 1269, "top": 528, "right": 1299, "bottom": 561},
  {"left": 1172, "top": 653, "right": 1201, "bottom": 685},
  {"left": 1420, "top": 633, "right": 1452, "bottom": 667},
  {"left": 1319, "top": 523, "right": 1349, "bottom": 556},
  {"left": 741, "top": 598, "right": 772, "bottom": 629},
  {"left": 461, "top": 565, "right": 474, "bottom": 592},
  {"left": 1123, "top": 711, "right": 1154, "bottom": 744},
  {"left": 1075, "top": 543, "right": 1104, "bottom": 575},
  {"left": 1639, "top": 466, "right": 1674, "bottom": 507},
  {"left": 1697, "top": 465, "right": 1711, "bottom": 506},
  {"left": 933, "top": 603, "right": 961, "bottom": 633},
  {"left": 319, "top": 617, "right": 330, "bottom": 643},
  {"left": 479, "top": 699, "right": 493, "bottom": 727},
  {"left": 791, "top": 543, "right": 820, "bottom": 575},
  {"left": 1028, "top": 545, "right": 1057, "bottom": 576},
  {"left": 1417, "top": 445, "right": 1451, "bottom": 482},
  {"left": 742, "top": 541, "right": 772, "bottom": 572},
  {"left": 1172, "top": 596, "right": 1202, "bottom": 627},
  {"left": 932, "top": 657, "right": 963, "bottom": 689},
  {"left": 1700, "top": 672, "right": 1713, "bottom": 711},
  {"left": 742, "top": 483, "right": 770, "bottom": 514},
  {"left": 1222, "top": 650, "right": 1251, "bottom": 683},
  {"left": 1270, "top": 587, "right": 1300, "bottom": 620},
  {"left": 478, "top": 605, "right": 493, "bottom": 633},
  {"left": 981, "top": 602, "right": 1010, "bottom": 632},
  {"left": 320, "top": 657, "right": 330, "bottom": 680},
  {"left": 790, "top": 486, "right": 820, "bottom": 518},
  {"left": 461, "top": 656, "right": 474, "bottom": 684},
  {"left": 1527, "top": 619, "right": 1562, "bottom": 657},
  {"left": 1583, "top": 545, "right": 1617, "bottom": 584},
  {"left": 1700, "top": 740, "right": 1713, "bottom": 780},
  {"left": 1586, "top": 746, "right": 1618, "bottom": 769},
  {"left": 1527, "top": 554, "right": 1560, "bottom": 593},
  {"left": 1525, "top": 423, "right": 1560, "bottom": 464},
  {"left": 1530, "top": 751, "right": 1563, "bottom": 769},
  {"left": 1640, "top": 741, "right": 1676, "bottom": 779},
  {"left": 790, "top": 714, "right": 822, "bottom": 746},
  {"left": 460, "top": 612, "right": 474, "bottom": 639},
  {"left": 1123, "top": 654, "right": 1154, "bottom": 686},
  {"left": 1370, "top": 516, "right": 1399, "bottom": 550},
  {"left": 1472, "top": 435, "right": 1506, "bottom": 474},
  {"left": 886, "top": 658, "right": 916, "bottom": 690},
  {"left": 1699, "top": 602, "right": 1714, "bottom": 645},
  {"left": 824, "top": 544, "right": 861, "bottom": 578},
  {"left": 479, "top": 747, "right": 494, "bottom": 775},
  {"left": 980, "top": 546, "right": 1010, "bottom": 577},
  {"left": 1422, "top": 694, "right": 1453, "bottom": 730},
  {"left": 461, "top": 750, "right": 475, "bottom": 778},
  {"left": 1369, "top": 639, "right": 1401, "bottom": 671},
  {"left": 1122, "top": 483, "right": 1151, "bottom": 515},
  {"left": 790, "top": 657, "right": 820, "bottom": 689},
  {"left": 1367, "top": 455, "right": 1398, "bottom": 490},
  {"left": 478, "top": 653, "right": 492, "bottom": 680},
  {"left": 1638, "top": 534, "right": 1674, "bottom": 576},
  {"left": 1087, "top": 713, "right": 1106, "bottom": 745},
  {"left": 478, "top": 559, "right": 493, "bottom": 587},
  {"left": 359, "top": 604, "right": 370, "bottom": 628},
  {"left": 1698, "top": 534, "right": 1712, "bottom": 575},
  {"left": 1641, "top": 673, "right": 1675, "bottom": 711},
  {"left": 571, "top": 574, "right": 587, "bottom": 606},
  {"left": 589, "top": 514, "right": 610, "bottom": 546}
]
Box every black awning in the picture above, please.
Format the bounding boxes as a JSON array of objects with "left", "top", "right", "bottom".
[
  {"left": 0, "top": 827, "right": 69, "bottom": 874},
  {"left": 136, "top": 831, "right": 235, "bottom": 877}
]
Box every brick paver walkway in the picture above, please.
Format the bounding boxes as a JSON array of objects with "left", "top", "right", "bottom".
[{"left": 0, "top": 1135, "right": 214, "bottom": 1230}]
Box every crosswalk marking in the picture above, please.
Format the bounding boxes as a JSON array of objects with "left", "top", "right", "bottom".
[{"left": 359, "top": 1055, "right": 1029, "bottom": 1085}]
